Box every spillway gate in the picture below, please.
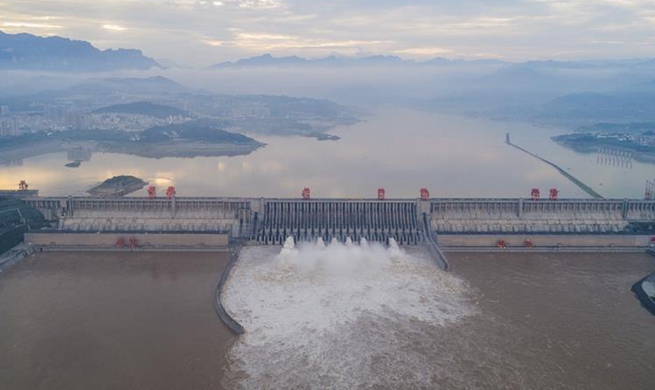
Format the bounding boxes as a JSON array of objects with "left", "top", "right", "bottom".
[{"left": 256, "top": 200, "right": 423, "bottom": 245}]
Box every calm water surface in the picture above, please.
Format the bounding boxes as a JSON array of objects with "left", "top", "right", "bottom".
[
  {"left": 0, "top": 109, "right": 651, "bottom": 198},
  {"left": 0, "top": 252, "right": 234, "bottom": 390},
  {"left": 448, "top": 252, "right": 655, "bottom": 390}
]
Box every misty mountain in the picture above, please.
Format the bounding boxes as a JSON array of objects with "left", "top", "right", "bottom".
[
  {"left": 207, "top": 54, "right": 506, "bottom": 69},
  {"left": 538, "top": 92, "right": 655, "bottom": 123},
  {"left": 54, "top": 76, "right": 187, "bottom": 96},
  {"left": 0, "top": 76, "right": 188, "bottom": 111},
  {"left": 0, "top": 30, "right": 159, "bottom": 71},
  {"left": 493, "top": 91, "right": 655, "bottom": 126},
  {"left": 93, "top": 101, "right": 190, "bottom": 118}
]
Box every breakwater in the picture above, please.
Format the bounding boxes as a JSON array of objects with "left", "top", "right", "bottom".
[{"left": 507, "top": 139, "right": 604, "bottom": 199}]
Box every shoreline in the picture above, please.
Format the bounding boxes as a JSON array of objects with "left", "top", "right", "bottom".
[{"left": 0, "top": 139, "right": 265, "bottom": 163}]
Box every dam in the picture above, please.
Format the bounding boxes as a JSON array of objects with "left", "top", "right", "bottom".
[{"left": 14, "top": 195, "right": 655, "bottom": 251}]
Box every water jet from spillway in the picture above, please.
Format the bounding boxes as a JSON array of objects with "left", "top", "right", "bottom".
[{"left": 223, "top": 239, "right": 475, "bottom": 389}]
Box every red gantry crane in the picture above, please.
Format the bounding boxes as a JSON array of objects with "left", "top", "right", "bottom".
[
  {"left": 549, "top": 188, "right": 559, "bottom": 201},
  {"left": 420, "top": 188, "right": 430, "bottom": 201}
]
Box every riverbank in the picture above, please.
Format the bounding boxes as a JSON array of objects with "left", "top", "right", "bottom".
[
  {"left": 632, "top": 272, "right": 655, "bottom": 316},
  {"left": 553, "top": 133, "right": 655, "bottom": 165},
  {"left": 0, "top": 140, "right": 96, "bottom": 165},
  {"left": 0, "top": 244, "right": 33, "bottom": 273},
  {"left": 98, "top": 140, "right": 264, "bottom": 158}
]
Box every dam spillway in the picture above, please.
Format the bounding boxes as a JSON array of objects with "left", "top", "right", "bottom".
[{"left": 258, "top": 200, "right": 421, "bottom": 245}]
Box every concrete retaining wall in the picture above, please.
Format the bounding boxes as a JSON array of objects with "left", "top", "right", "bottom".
[
  {"left": 437, "top": 234, "right": 652, "bottom": 248},
  {"left": 0, "top": 245, "right": 33, "bottom": 273},
  {"left": 214, "top": 244, "right": 245, "bottom": 335},
  {"left": 25, "top": 232, "right": 229, "bottom": 248}
]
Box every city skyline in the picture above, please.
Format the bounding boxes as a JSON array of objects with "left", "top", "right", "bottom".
[{"left": 1, "top": 0, "right": 655, "bottom": 67}]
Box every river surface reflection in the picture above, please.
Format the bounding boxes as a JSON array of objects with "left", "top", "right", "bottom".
[{"left": 0, "top": 109, "right": 650, "bottom": 198}]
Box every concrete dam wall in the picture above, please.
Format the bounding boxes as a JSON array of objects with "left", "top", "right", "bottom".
[
  {"left": 430, "top": 199, "right": 655, "bottom": 234},
  {"left": 25, "top": 232, "right": 229, "bottom": 249},
  {"left": 26, "top": 197, "right": 252, "bottom": 238},
  {"left": 20, "top": 196, "right": 655, "bottom": 248}
]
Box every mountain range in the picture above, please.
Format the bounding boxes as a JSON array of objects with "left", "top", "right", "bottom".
[
  {"left": 0, "top": 30, "right": 159, "bottom": 71},
  {"left": 207, "top": 53, "right": 506, "bottom": 69}
]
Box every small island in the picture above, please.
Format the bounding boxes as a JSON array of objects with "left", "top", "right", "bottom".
[
  {"left": 306, "top": 133, "right": 341, "bottom": 141},
  {"left": 88, "top": 175, "right": 147, "bottom": 197},
  {"left": 98, "top": 120, "right": 266, "bottom": 158}
]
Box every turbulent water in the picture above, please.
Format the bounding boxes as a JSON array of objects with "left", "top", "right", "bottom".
[{"left": 222, "top": 239, "right": 476, "bottom": 389}]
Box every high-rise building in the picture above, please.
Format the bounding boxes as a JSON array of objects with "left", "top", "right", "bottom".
[
  {"left": 43, "top": 105, "right": 68, "bottom": 123},
  {"left": 0, "top": 119, "right": 18, "bottom": 137},
  {"left": 0, "top": 105, "right": 9, "bottom": 115}
]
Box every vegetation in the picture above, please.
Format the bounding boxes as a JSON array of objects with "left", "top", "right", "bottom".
[
  {"left": 88, "top": 175, "right": 147, "bottom": 196},
  {"left": 552, "top": 133, "right": 653, "bottom": 153},
  {"left": 139, "top": 121, "right": 258, "bottom": 144},
  {"left": 577, "top": 122, "right": 655, "bottom": 134},
  {"left": 0, "top": 197, "right": 46, "bottom": 255},
  {"left": 101, "top": 175, "right": 146, "bottom": 187},
  {"left": 0, "top": 120, "right": 262, "bottom": 152}
]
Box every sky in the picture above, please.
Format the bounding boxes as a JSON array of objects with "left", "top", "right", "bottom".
[{"left": 1, "top": 0, "right": 655, "bottom": 66}]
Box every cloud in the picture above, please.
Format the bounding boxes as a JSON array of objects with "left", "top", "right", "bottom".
[
  {"left": 103, "top": 24, "right": 127, "bottom": 31},
  {"left": 0, "top": 21, "right": 62, "bottom": 29},
  {"left": 0, "top": 0, "right": 654, "bottom": 65},
  {"left": 393, "top": 47, "right": 455, "bottom": 58}
]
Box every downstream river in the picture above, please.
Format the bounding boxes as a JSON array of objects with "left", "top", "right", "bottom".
[
  {"left": 0, "top": 252, "right": 234, "bottom": 390},
  {"left": 0, "top": 109, "right": 652, "bottom": 198},
  {"left": 1, "top": 250, "right": 654, "bottom": 389}
]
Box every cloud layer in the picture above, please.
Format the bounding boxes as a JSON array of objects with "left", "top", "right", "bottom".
[{"left": 1, "top": 0, "right": 654, "bottom": 66}]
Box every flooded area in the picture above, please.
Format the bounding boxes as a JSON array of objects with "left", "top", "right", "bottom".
[{"left": 0, "top": 109, "right": 652, "bottom": 199}]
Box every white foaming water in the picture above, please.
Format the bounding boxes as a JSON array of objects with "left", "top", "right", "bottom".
[{"left": 222, "top": 238, "right": 476, "bottom": 389}]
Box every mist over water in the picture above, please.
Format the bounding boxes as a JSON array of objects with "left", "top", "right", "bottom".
[{"left": 222, "top": 239, "right": 475, "bottom": 389}]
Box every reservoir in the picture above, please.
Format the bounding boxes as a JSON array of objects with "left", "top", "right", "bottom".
[{"left": 0, "top": 109, "right": 652, "bottom": 199}]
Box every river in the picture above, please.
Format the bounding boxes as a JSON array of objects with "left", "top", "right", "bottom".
[
  {"left": 0, "top": 252, "right": 234, "bottom": 390},
  {"left": 1, "top": 250, "right": 654, "bottom": 389}
]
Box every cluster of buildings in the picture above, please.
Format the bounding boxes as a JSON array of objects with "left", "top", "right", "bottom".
[
  {"left": 0, "top": 104, "right": 189, "bottom": 137},
  {"left": 595, "top": 132, "right": 655, "bottom": 148}
]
